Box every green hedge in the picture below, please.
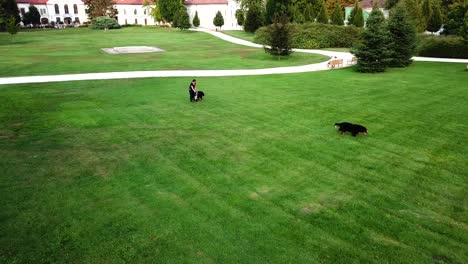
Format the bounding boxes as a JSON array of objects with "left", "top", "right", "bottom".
[
  {"left": 255, "top": 23, "right": 362, "bottom": 49},
  {"left": 90, "top": 16, "right": 120, "bottom": 30},
  {"left": 417, "top": 35, "right": 468, "bottom": 59}
]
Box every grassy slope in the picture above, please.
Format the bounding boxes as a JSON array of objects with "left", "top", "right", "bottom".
[
  {"left": 0, "top": 27, "right": 327, "bottom": 77},
  {"left": 0, "top": 62, "right": 467, "bottom": 263}
]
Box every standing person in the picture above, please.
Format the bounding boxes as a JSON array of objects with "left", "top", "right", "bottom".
[{"left": 189, "top": 79, "right": 197, "bottom": 102}]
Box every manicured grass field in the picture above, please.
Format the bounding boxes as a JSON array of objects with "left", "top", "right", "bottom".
[
  {"left": 1, "top": 62, "right": 467, "bottom": 263},
  {"left": 0, "top": 27, "right": 327, "bottom": 77}
]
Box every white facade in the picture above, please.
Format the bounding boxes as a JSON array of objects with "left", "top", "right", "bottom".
[
  {"left": 17, "top": 0, "right": 87, "bottom": 25},
  {"left": 115, "top": 4, "right": 155, "bottom": 26},
  {"left": 185, "top": 0, "right": 241, "bottom": 30}
]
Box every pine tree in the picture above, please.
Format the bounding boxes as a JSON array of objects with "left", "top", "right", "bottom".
[
  {"left": 23, "top": 5, "right": 41, "bottom": 26},
  {"left": 6, "top": 16, "right": 19, "bottom": 41},
  {"left": 304, "top": 3, "right": 315, "bottom": 22},
  {"left": 348, "top": 0, "right": 359, "bottom": 25},
  {"left": 213, "top": 11, "right": 224, "bottom": 31},
  {"left": 244, "top": 4, "right": 263, "bottom": 32},
  {"left": 316, "top": 0, "right": 329, "bottom": 24},
  {"left": 193, "top": 11, "right": 200, "bottom": 27},
  {"left": 351, "top": 4, "right": 390, "bottom": 72},
  {"left": 0, "top": 0, "right": 21, "bottom": 31},
  {"left": 352, "top": 5, "right": 364, "bottom": 27},
  {"left": 173, "top": 8, "right": 190, "bottom": 30},
  {"left": 421, "top": 0, "right": 432, "bottom": 25},
  {"left": 463, "top": 10, "right": 468, "bottom": 46},
  {"left": 235, "top": 9, "right": 245, "bottom": 26},
  {"left": 427, "top": 1, "right": 442, "bottom": 33},
  {"left": 402, "top": 0, "right": 426, "bottom": 32},
  {"left": 331, "top": 1, "right": 344, "bottom": 25},
  {"left": 387, "top": 2, "right": 416, "bottom": 67}
]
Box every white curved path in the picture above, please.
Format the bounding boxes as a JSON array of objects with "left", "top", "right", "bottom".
[{"left": 0, "top": 28, "right": 466, "bottom": 85}]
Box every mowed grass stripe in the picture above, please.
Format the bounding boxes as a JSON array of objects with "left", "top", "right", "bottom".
[{"left": 1, "top": 62, "right": 467, "bottom": 263}]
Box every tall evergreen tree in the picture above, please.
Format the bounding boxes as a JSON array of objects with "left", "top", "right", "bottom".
[
  {"left": 316, "top": 0, "right": 329, "bottom": 24},
  {"left": 0, "top": 0, "right": 21, "bottom": 31},
  {"left": 173, "top": 8, "right": 190, "bottom": 30},
  {"left": 6, "top": 16, "right": 19, "bottom": 40},
  {"left": 303, "top": 3, "right": 315, "bottom": 22},
  {"left": 193, "top": 11, "right": 200, "bottom": 27},
  {"left": 265, "top": 0, "right": 291, "bottom": 24},
  {"left": 421, "top": 0, "right": 432, "bottom": 26},
  {"left": 244, "top": 4, "right": 263, "bottom": 32},
  {"left": 427, "top": 1, "right": 442, "bottom": 33},
  {"left": 213, "top": 10, "right": 224, "bottom": 30},
  {"left": 385, "top": 0, "right": 401, "bottom": 9},
  {"left": 402, "top": 0, "right": 426, "bottom": 32},
  {"left": 463, "top": 10, "right": 468, "bottom": 46},
  {"left": 352, "top": 5, "right": 364, "bottom": 27},
  {"left": 235, "top": 9, "right": 245, "bottom": 26},
  {"left": 331, "top": 1, "right": 344, "bottom": 25},
  {"left": 387, "top": 2, "right": 416, "bottom": 67},
  {"left": 23, "top": 5, "right": 41, "bottom": 26},
  {"left": 351, "top": 4, "right": 390, "bottom": 72},
  {"left": 348, "top": 0, "right": 359, "bottom": 25}
]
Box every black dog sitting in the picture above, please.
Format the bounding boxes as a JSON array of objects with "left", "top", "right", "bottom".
[
  {"left": 335, "top": 122, "right": 368, "bottom": 137},
  {"left": 195, "top": 91, "right": 205, "bottom": 101}
]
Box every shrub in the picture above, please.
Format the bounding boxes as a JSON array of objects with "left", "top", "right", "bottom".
[
  {"left": 263, "top": 15, "right": 293, "bottom": 57},
  {"left": 235, "top": 9, "right": 244, "bottom": 26},
  {"left": 213, "top": 10, "right": 224, "bottom": 30},
  {"left": 255, "top": 23, "right": 362, "bottom": 49},
  {"left": 90, "top": 16, "right": 120, "bottom": 30},
  {"left": 193, "top": 11, "right": 200, "bottom": 27},
  {"left": 244, "top": 4, "right": 263, "bottom": 33},
  {"left": 174, "top": 8, "right": 190, "bottom": 30},
  {"left": 417, "top": 36, "right": 468, "bottom": 59}
]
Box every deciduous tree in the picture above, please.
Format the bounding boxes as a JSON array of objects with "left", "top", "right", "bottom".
[
  {"left": 158, "top": 0, "right": 183, "bottom": 23},
  {"left": 23, "top": 5, "right": 41, "bottom": 26},
  {"left": 86, "top": 0, "right": 118, "bottom": 20},
  {"left": 0, "top": 0, "right": 21, "bottom": 31},
  {"left": 244, "top": 3, "right": 263, "bottom": 32}
]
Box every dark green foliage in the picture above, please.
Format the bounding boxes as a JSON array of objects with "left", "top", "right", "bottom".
[
  {"left": 443, "top": 2, "right": 467, "bottom": 36},
  {"left": 158, "top": 0, "right": 183, "bottom": 23},
  {"left": 6, "top": 16, "right": 19, "bottom": 37},
  {"left": 387, "top": 3, "right": 417, "bottom": 67},
  {"left": 265, "top": 0, "right": 291, "bottom": 24},
  {"left": 348, "top": 1, "right": 364, "bottom": 27},
  {"left": 347, "top": 0, "right": 358, "bottom": 25},
  {"left": 256, "top": 22, "right": 362, "bottom": 48},
  {"left": 174, "top": 8, "right": 190, "bottom": 30},
  {"left": 351, "top": 5, "right": 389, "bottom": 72},
  {"left": 385, "top": 0, "right": 401, "bottom": 9},
  {"left": 316, "top": 0, "right": 329, "bottom": 24},
  {"left": 463, "top": 10, "right": 468, "bottom": 46},
  {"left": 193, "top": 11, "right": 200, "bottom": 27},
  {"left": 213, "top": 10, "right": 224, "bottom": 30},
  {"left": 290, "top": 4, "right": 305, "bottom": 23},
  {"left": 90, "top": 16, "right": 120, "bottom": 30},
  {"left": 402, "top": 0, "right": 426, "bottom": 32},
  {"left": 22, "top": 5, "right": 41, "bottom": 26},
  {"left": 421, "top": 0, "right": 432, "bottom": 25},
  {"left": 263, "top": 15, "right": 293, "bottom": 56},
  {"left": 244, "top": 4, "right": 263, "bottom": 32},
  {"left": 427, "top": 1, "right": 442, "bottom": 33},
  {"left": 331, "top": 2, "right": 344, "bottom": 25},
  {"left": 417, "top": 35, "right": 468, "bottom": 58},
  {"left": 303, "top": 3, "right": 315, "bottom": 22},
  {"left": 0, "top": 0, "right": 21, "bottom": 31},
  {"left": 235, "top": 9, "right": 245, "bottom": 26}
]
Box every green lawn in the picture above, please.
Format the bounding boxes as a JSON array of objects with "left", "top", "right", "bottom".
[
  {"left": 0, "top": 27, "right": 327, "bottom": 77},
  {"left": 1, "top": 62, "right": 467, "bottom": 263},
  {"left": 223, "top": 30, "right": 256, "bottom": 43}
]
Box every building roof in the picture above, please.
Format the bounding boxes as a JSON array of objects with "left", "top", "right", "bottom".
[
  {"left": 16, "top": 0, "right": 49, "bottom": 4},
  {"left": 184, "top": 0, "right": 228, "bottom": 5}
]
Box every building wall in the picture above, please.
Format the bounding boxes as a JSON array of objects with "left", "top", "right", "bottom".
[
  {"left": 185, "top": 0, "right": 241, "bottom": 30},
  {"left": 115, "top": 5, "right": 155, "bottom": 26}
]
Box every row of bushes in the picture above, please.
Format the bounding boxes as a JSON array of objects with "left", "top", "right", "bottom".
[
  {"left": 255, "top": 23, "right": 362, "bottom": 49},
  {"left": 416, "top": 36, "right": 468, "bottom": 59}
]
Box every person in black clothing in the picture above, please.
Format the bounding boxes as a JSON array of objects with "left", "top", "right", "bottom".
[{"left": 189, "top": 79, "right": 197, "bottom": 102}]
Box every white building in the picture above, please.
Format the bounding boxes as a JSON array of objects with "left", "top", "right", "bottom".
[
  {"left": 15, "top": 0, "right": 241, "bottom": 29},
  {"left": 184, "top": 0, "right": 241, "bottom": 30}
]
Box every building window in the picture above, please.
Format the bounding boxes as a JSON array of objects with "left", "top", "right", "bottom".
[
  {"left": 74, "top": 17, "right": 80, "bottom": 23},
  {"left": 64, "top": 5, "right": 69, "bottom": 14},
  {"left": 20, "top": 8, "right": 26, "bottom": 16},
  {"left": 134, "top": 18, "right": 137, "bottom": 24},
  {"left": 144, "top": 10, "right": 146, "bottom": 15},
  {"left": 40, "top": 8, "right": 46, "bottom": 15},
  {"left": 56, "top": 17, "right": 61, "bottom": 23},
  {"left": 73, "top": 4, "right": 78, "bottom": 14},
  {"left": 144, "top": 18, "right": 147, "bottom": 25},
  {"left": 134, "top": 9, "right": 137, "bottom": 15},
  {"left": 125, "top": 19, "right": 127, "bottom": 25},
  {"left": 54, "top": 4, "right": 59, "bottom": 14}
]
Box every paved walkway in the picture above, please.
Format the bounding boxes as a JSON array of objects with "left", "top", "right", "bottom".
[{"left": 1, "top": 28, "right": 467, "bottom": 85}]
